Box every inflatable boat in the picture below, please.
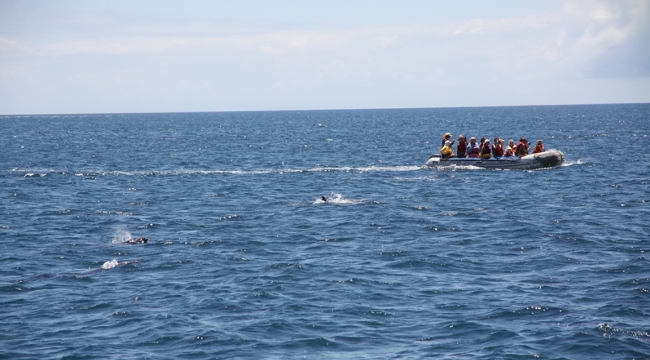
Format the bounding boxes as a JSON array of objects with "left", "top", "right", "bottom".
[{"left": 425, "top": 149, "right": 565, "bottom": 170}]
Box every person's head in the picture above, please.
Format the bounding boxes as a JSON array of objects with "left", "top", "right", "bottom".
[
  {"left": 537, "top": 140, "right": 543, "bottom": 145},
  {"left": 519, "top": 138, "right": 524, "bottom": 142},
  {"left": 509, "top": 139, "right": 514, "bottom": 145},
  {"left": 444, "top": 133, "right": 451, "bottom": 139},
  {"left": 458, "top": 135, "right": 464, "bottom": 141},
  {"left": 445, "top": 140, "right": 452, "bottom": 146},
  {"left": 485, "top": 140, "right": 490, "bottom": 145},
  {"left": 494, "top": 137, "right": 499, "bottom": 143},
  {"left": 470, "top": 137, "right": 476, "bottom": 143}
]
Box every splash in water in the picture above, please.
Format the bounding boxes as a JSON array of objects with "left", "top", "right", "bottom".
[
  {"left": 316, "top": 193, "right": 365, "bottom": 205},
  {"left": 101, "top": 259, "right": 119, "bottom": 269},
  {"left": 112, "top": 229, "right": 132, "bottom": 244}
]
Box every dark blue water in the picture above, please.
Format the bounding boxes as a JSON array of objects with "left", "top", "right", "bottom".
[{"left": 1, "top": 104, "right": 649, "bottom": 359}]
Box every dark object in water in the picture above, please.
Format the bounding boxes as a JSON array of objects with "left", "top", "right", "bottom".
[
  {"left": 123, "top": 237, "right": 148, "bottom": 245},
  {"left": 321, "top": 196, "right": 327, "bottom": 202}
]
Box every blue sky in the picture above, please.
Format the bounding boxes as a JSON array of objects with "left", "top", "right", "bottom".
[{"left": 1, "top": 0, "right": 649, "bottom": 114}]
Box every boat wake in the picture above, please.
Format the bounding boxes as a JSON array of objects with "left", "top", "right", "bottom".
[
  {"left": 10, "top": 165, "right": 424, "bottom": 178},
  {"left": 561, "top": 159, "right": 584, "bottom": 167},
  {"left": 434, "top": 164, "right": 484, "bottom": 171}
]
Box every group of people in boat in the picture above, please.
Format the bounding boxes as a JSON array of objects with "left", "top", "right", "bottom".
[{"left": 439, "top": 133, "right": 545, "bottom": 159}]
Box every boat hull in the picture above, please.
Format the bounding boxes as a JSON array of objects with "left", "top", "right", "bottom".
[{"left": 425, "top": 150, "right": 565, "bottom": 170}]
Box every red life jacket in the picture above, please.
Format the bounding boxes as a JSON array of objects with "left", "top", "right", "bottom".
[
  {"left": 533, "top": 144, "right": 544, "bottom": 154},
  {"left": 457, "top": 140, "right": 467, "bottom": 153},
  {"left": 504, "top": 147, "right": 514, "bottom": 156},
  {"left": 492, "top": 144, "right": 504, "bottom": 156},
  {"left": 516, "top": 142, "right": 527, "bottom": 156}
]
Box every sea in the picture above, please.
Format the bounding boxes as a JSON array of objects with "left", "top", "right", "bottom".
[{"left": 1, "top": 104, "right": 649, "bottom": 359}]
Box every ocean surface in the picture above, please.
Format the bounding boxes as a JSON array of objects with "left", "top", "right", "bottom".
[{"left": 1, "top": 104, "right": 649, "bottom": 359}]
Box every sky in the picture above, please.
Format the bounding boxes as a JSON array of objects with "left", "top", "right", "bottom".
[{"left": 1, "top": 0, "right": 649, "bottom": 114}]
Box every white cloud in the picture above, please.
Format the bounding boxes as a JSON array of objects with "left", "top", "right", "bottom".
[
  {"left": 1, "top": 0, "right": 648, "bottom": 113},
  {"left": 7, "top": 1, "right": 643, "bottom": 79}
]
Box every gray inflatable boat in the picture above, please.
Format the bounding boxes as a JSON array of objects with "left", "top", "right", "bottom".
[{"left": 425, "top": 149, "right": 565, "bottom": 170}]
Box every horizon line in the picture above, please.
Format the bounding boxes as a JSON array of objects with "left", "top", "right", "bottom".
[{"left": 1, "top": 101, "right": 648, "bottom": 117}]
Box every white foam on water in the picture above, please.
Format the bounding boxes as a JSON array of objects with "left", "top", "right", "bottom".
[
  {"left": 11, "top": 167, "right": 56, "bottom": 174},
  {"left": 111, "top": 171, "right": 134, "bottom": 176},
  {"left": 101, "top": 259, "right": 119, "bottom": 269},
  {"left": 323, "top": 193, "right": 365, "bottom": 205},
  {"left": 304, "top": 165, "right": 422, "bottom": 173},
  {"left": 562, "top": 159, "right": 584, "bottom": 167},
  {"left": 393, "top": 176, "right": 440, "bottom": 182},
  {"left": 435, "top": 164, "right": 484, "bottom": 171},
  {"left": 354, "top": 165, "right": 423, "bottom": 172}
]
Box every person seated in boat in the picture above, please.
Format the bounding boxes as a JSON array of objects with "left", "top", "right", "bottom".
[
  {"left": 480, "top": 140, "right": 492, "bottom": 159},
  {"left": 441, "top": 133, "right": 454, "bottom": 147},
  {"left": 466, "top": 137, "right": 480, "bottom": 158},
  {"left": 456, "top": 135, "right": 467, "bottom": 158},
  {"left": 492, "top": 139, "right": 505, "bottom": 158},
  {"left": 490, "top": 137, "right": 499, "bottom": 155},
  {"left": 479, "top": 137, "right": 486, "bottom": 151},
  {"left": 532, "top": 139, "right": 545, "bottom": 154},
  {"left": 515, "top": 138, "right": 529, "bottom": 157},
  {"left": 524, "top": 138, "right": 531, "bottom": 153},
  {"left": 440, "top": 140, "right": 455, "bottom": 158},
  {"left": 504, "top": 139, "right": 516, "bottom": 157}
]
